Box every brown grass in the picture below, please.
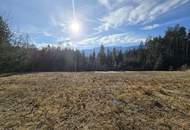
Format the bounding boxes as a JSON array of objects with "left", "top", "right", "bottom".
[{"left": 0, "top": 71, "right": 190, "bottom": 130}]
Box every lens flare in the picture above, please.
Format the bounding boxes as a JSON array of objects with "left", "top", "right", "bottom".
[{"left": 69, "top": 0, "right": 83, "bottom": 36}]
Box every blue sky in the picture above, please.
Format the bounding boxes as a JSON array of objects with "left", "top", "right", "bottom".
[{"left": 0, "top": 0, "right": 190, "bottom": 49}]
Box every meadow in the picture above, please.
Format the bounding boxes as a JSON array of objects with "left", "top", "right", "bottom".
[{"left": 0, "top": 71, "right": 190, "bottom": 130}]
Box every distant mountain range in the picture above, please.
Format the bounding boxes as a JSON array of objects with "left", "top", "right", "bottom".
[
  {"left": 82, "top": 45, "right": 138, "bottom": 56},
  {"left": 51, "top": 40, "right": 139, "bottom": 56}
]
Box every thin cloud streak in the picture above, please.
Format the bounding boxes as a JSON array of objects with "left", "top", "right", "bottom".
[
  {"left": 142, "top": 24, "right": 160, "bottom": 30},
  {"left": 97, "top": 0, "right": 190, "bottom": 32},
  {"left": 77, "top": 33, "right": 145, "bottom": 49}
]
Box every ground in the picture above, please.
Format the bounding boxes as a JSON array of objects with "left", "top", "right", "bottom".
[{"left": 0, "top": 71, "right": 190, "bottom": 130}]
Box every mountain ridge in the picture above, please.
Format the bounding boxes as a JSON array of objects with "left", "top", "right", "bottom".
[{"left": 82, "top": 45, "right": 138, "bottom": 56}]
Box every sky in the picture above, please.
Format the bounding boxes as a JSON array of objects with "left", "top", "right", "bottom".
[{"left": 0, "top": 0, "right": 190, "bottom": 49}]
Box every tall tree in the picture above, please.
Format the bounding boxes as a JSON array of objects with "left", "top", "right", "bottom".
[{"left": 98, "top": 44, "right": 106, "bottom": 69}]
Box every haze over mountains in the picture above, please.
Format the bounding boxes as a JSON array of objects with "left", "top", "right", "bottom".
[
  {"left": 41, "top": 40, "right": 139, "bottom": 55},
  {"left": 83, "top": 45, "right": 138, "bottom": 56}
]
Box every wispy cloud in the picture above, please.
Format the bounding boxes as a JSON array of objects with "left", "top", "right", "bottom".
[
  {"left": 142, "top": 24, "right": 160, "bottom": 30},
  {"left": 98, "top": 0, "right": 125, "bottom": 10},
  {"left": 77, "top": 33, "right": 145, "bottom": 49},
  {"left": 97, "top": 6, "right": 133, "bottom": 31},
  {"left": 142, "top": 17, "right": 190, "bottom": 30},
  {"left": 98, "top": 33, "right": 145, "bottom": 45},
  {"left": 50, "top": 14, "right": 66, "bottom": 32},
  {"left": 97, "top": 0, "right": 189, "bottom": 32},
  {"left": 98, "top": 0, "right": 110, "bottom": 9},
  {"left": 43, "top": 31, "right": 53, "bottom": 37}
]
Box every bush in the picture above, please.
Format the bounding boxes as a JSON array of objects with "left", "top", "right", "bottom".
[{"left": 179, "top": 64, "right": 189, "bottom": 71}]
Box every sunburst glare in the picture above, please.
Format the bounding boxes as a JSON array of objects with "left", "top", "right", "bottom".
[{"left": 69, "top": 19, "right": 82, "bottom": 35}]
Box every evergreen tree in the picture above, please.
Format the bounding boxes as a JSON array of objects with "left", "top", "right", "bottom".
[{"left": 98, "top": 44, "right": 106, "bottom": 69}]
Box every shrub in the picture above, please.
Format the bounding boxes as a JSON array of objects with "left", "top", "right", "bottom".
[{"left": 179, "top": 64, "right": 189, "bottom": 71}]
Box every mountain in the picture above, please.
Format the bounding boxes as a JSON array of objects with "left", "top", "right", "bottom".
[{"left": 82, "top": 45, "right": 138, "bottom": 56}]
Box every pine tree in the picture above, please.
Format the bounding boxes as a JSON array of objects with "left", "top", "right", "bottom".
[{"left": 98, "top": 44, "right": 106, "bottom": 68}]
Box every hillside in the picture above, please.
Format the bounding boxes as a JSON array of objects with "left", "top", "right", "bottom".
[{"left": 0, "top": 72, "right": 190, "bottom": 129}]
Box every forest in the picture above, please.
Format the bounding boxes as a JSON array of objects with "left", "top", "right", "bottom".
[{"left": 0, "top": 16, "right": 190, "bottom": 73}]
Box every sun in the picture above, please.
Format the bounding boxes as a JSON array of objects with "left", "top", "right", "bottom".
[{"left": 69, "top": 20, "right": 81, "bottom": 34}]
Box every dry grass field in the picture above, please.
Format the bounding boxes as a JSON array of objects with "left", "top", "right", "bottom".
[{"left": 0, "top": 71, "right": 190, "bottom": 130}]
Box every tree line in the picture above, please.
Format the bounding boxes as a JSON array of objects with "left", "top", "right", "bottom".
[
  {"left": 0, "top": 16, "right": 190, "bottom": 73},
  {"left": 125, "top": 25, "right": 190, "bottom": 70}
]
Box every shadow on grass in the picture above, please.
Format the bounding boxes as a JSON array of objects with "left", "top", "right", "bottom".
[{"left": 0, "top": 72, "right": 30, "bottom": 77}]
